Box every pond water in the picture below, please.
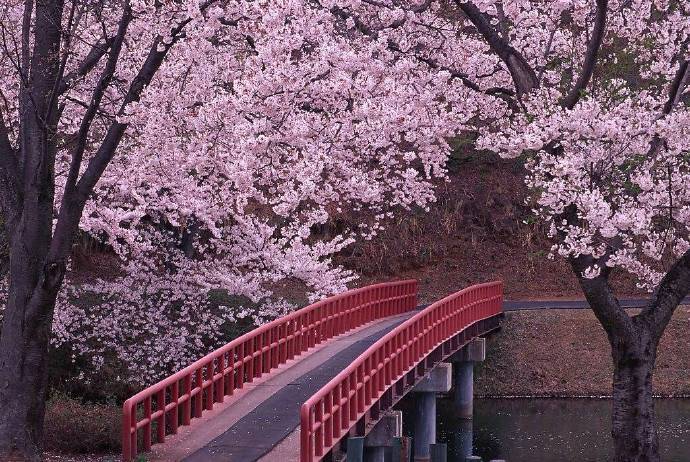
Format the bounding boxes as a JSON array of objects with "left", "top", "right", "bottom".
[{"left": 401, "top": 398, "right": 690, "bottom": 461}]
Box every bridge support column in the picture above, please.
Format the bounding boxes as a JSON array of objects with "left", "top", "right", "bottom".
[
  {"left": 412, "top": 363, "right": 452, "bottom": 462},
  {"left": 447, "top": 338, "right": 485, "bottom": 419},
  {"left": 364, "top": 411, "right": 402, "bottom": 462}
]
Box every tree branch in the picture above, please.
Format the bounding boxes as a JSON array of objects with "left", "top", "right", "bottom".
[
  {"left": 662, "top": 59, "right": 690, "bottom": 115},
  {"left": 57, "top": 37, "right": 114, "bottom": 95},
  {"left": 412, "top": 54, "right": 518, "bottom": 110},
  {"left": 561, "top": 0, "right": 608, "bottom": 109},
  {"left": 570, "top": 253, "right": 636, "bottom": 343},
  {"left": 638, "top": 250, "right": 690, "bottom": 341},
  {"left": 644, "top": 59, "right": 689, "bottom": 159},
  {"left": 455, "top": 0, "right": 538, "bottom": 96},
  {"left": 63, "top": 4, "right": 131, "bottom": 200}
]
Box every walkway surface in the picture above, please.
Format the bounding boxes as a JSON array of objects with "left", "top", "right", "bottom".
[
  {"left": 502, "top": 297, "right": 690, "bottom": 311},
  {"left": 149, "top": 311, "right": 417, "bottom": 462}
]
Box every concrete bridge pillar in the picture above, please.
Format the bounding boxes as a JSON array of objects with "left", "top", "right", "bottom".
[
  {"left": 447, "top": 338, "right": 485, "bottom": 419},
  {"left": 411, "top": 363, "right": 452, "bottom": 462},
  {"left": 364, "top": 410, "right": 402, "bottom": 462}
]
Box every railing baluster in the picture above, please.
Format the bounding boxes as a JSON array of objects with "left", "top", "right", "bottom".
[
  {"left": 315, "top": 401, "right": 324, "bottom": 457},
  {"left": 171, "top": 381, "right": 179, "bottom": 435},
  {"left": 324, "top": 392, "right": 333, "bottom": 449},
  {"left": 143, "top": 396, "right": 152, "bottom": 451},
  {"left": 216, "top": 354, "right": 225, "bottom": 403},
  {"left": 257, "top": 333, "right": 264, "bottom": 377},
  {"left": 193, "top": 369, "right": 202, "bottom": 417},
  {"left": 156, "top": 389, "right": 165, "bottom": 443},
  {"left": 227, "top": 348, "right": 235, "bottom": 396},
  {"left": 205, "top": 361, "right": 214, "bottom": 410}
]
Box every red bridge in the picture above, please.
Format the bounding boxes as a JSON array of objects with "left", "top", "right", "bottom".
[{"left": 122, "top": 280, "right": 503, "bottom": 462}]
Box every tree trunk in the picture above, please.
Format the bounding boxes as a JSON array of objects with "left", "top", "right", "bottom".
[
  {"left": 0, "top": 234, "right": 65, "bottom": 461},
  {"left": 611, "top": 339, "right": 659, "bottom": 462}
]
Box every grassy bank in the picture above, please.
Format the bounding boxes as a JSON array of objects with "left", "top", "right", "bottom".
[{"left": 475, "top": 308, "right": 690, "bottom": 397}]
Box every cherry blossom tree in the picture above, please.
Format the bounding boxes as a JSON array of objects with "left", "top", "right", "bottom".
[
  {"left": 0, "top": 0, "right": 467, "bottom": 459},
  {"left": 381, "top": 1, "right": 686, "bottom": 460}
]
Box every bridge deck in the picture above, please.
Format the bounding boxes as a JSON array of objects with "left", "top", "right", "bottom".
[{"left": 148, "top": 311, "right": 417, "bottom": 462}]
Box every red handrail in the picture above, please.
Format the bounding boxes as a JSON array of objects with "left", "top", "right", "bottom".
[
  {"left": 121, "top": 280, "right": 418, "bottom": 462},
  {"left": 299, "top": 281, "right": 503, "bottom": 462}
]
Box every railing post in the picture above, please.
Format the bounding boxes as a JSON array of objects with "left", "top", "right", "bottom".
[
  {"left": 341, "top": 378, "right": 350, "bottom": 432},
  {"left": 301, "top": 405, "right": 314, "bottom": 462},
  {"left": 315, "top": 401, "right": 324, "bottom": 456},
  {"left": 349, "top": 371, "right": 358, "bottom": 421},
  {"left": 121, "top": 401, "right": 132, "bottom": 462},
  {"left": 227, "top": 347, "right": 235, "bottom": 396},
  {"left": 257, "top": 333, "right": 264, "bottom": 376},
  {"left": 237, "top": 343, "right": 245, "bottom": 389},
  {"left": 324, "top": 392, "right": 333, "bottom": 449}
]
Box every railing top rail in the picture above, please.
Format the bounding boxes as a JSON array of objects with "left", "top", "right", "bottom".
[
  {"left": 123, "top": 278, "right": 417, "bottom": 407},
  {"left": 301, "top": 280, "right": 502, "bottom": 411}
]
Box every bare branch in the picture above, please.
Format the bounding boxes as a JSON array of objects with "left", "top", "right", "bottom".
[
  {"left": 21, "top": 0, "right": 32, "bottom": 77},
  {"left": 46, "top": 0, "right": 79, "bottom": 122},
  {"left": 644, "top": 59, "right": 689, "bottom": 158},
  {"left": 561, "top": 0, "right": 608, "bottom": 109},
  {"left": 494, "top": 1, "right": 510, "bottom": 40},
  {"left": 411, "top": 54, "right": 518, "bottom": 109},
  {"left": 537, "top": 27, "right": 557, "bottom": 84}
]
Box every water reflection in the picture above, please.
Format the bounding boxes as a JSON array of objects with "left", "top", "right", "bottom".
[{"left": 405, "top": 398, "right": 690, "bottom": 461}]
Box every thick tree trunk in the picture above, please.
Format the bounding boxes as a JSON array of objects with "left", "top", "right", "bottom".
[
  {"left": 611, "top": 342, "right": 659, "bottom": 462},
  {"left": 0, "top": 302, "right": 52, "bottom": 462},
  {"left": 0, "top": 230, "right": 65, "bottom": 461},
  {"left": 573, "top": 256, "right": 672, "bottom": 462}
]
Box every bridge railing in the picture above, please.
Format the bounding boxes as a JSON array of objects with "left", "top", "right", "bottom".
[
  {"left": 122, "top": 280, "right": 418, "bottom": 462},
  {"left": 299, "top": 281, "right": 503, "bottom": 462}
]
